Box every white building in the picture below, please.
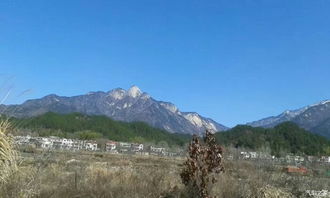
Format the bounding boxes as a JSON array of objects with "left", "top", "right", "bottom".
[
  {"left": 320, "top": 156, "right": 330, "bottom": 163},
  {"left": 294, "top": 156, "right": 304, "bottom": 162},
  {"left": 106, "top": 141, "right": 117, "bottom": 151},
  {"left": 118, "top": 142, "right": 131, "bottom": 148},
  {"left": 249, "top": 152, "right": 258, "bottom": 159},
  {"left": 85, "top": 141, "right": 98, "bottom": 151},
  {"left": 61, "top": 138, "right": 74, "bottom": 149},
  {"left": 52, "top": 138, "right": 63, "bottom": 149},
  {"left": 150, "top": 146, "right": 165, "bottom": 154},
  {"left": 72, "top": 140, "right": 86, "bottom": 150},
  {"left": 240, "top": 151, "right": 250, "bottom": 159},
  {"left": 131, "top": 143, "right": 144, "bottom": 152},
  {"left": 117, "top": 142, "right": 131, "bottom": 152},
  {"left": 14, "top": 135, "right": 31, "bottom": 145},
  {"left": 40, "top": 137, "right": 53, "bottom": 149}
]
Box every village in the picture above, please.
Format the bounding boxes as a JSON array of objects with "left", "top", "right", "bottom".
[
  {"left": 14, "top": 135, "right": 180, "bottom": 157},
  {"left": 236, "top": 150, "right": 330, "bottom": 164},
  {"left": 14, "top": 135, "right": 330, "bottom": 165},
  {"left": 224, "top": 150, "right": 330, "bottom": 177},
  {"left": 10, "top": 135, "right": 330, "bottom": 197}
]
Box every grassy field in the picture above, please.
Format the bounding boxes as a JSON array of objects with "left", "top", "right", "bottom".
[{"left": 0, "top": 149, "right": 329, "bottom": 198}]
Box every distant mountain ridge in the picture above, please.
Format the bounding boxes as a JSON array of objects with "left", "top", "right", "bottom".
[
  {"left": 0, "top": 86, "right": 228, "bottom": 134},
  {"left": 216, "top": 122, "right": 330, "bottom": 156},
  {"left": 247, "top": 100, "right": 330, "bottom": 138}
]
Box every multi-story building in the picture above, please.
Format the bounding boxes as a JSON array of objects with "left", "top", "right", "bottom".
[
  {"left": 85, "top": 141, "right": 98, "bottom": 151},
  {"left": 131, "top": 143, "right": 143, "bottom": 152},
  {"left": 106, "top": 141, "right": 117, "bottom": 151}
]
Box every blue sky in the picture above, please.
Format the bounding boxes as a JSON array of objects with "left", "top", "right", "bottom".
[{"left": 1, "top": 0, "right": 330, "bottom": 127}]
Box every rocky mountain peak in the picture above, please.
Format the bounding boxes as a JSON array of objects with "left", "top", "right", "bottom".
[
  {"left": 0, "top": 86, "right": 228, "bottom": 134},
  {"left": 248, "top": 99, "right": 330, "bottom": 138},
  {"left": 159, "top": 102, "right": 178, "bottom": 113},
  {"left": 108, "top": 88, "right": 126, "bottom": 100},
  {"left": 127, "top": 85, "right": 142, "bottom": 98}
]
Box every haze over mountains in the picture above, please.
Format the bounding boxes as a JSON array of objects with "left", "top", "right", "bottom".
[
  {"left": 248, "top": 100, "right": 330, "bottom": 138},
  {"left": 0, "top": 86, "right": 227, "bottom": 135}
]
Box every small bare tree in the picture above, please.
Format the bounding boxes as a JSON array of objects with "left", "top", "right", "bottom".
[{"left": 180, "top": 130, "right": 224, "bottom": 198}]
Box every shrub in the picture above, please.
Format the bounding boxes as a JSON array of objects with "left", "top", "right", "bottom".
[
  {"left": 180, "top": 130, "right": 225, "bottom": 198},
  {"left": 0, "top": 120, "right": 18, "bottom": 183}
]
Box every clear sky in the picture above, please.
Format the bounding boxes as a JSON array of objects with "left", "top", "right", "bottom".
[{"left": 1, "top": 0, "right": 330, "bottom": 127}]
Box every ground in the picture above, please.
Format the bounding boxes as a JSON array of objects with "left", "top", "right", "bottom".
[{"left": 1, "top": 150, "right": 329, "bottom": 198}]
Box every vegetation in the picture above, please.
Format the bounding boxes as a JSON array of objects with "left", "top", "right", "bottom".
[
  {"left": 8, "top": 112, "right": 191, "bottom": 147},
  {"left": 3, "top": 112, "right": 330, "bottom": 156},
  {"left": 1, "top": 150, "right": 329, "bottom": 198},
  {"left": 181, "top": 130, "right": 225, "bottom": 198},
  {"left": 1, "top": 117, "right": 330, "bottom": 197},
  {"left": 0, "top": 120, "right": 18, "bottom": 184},
  {"left": 215, "top": 122, "right": 330, "bottom": 157}
]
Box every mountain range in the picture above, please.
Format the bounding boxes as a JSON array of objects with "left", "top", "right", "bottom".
[
  {"left": 0, "top": 86, "right": 227, "bottom": 134},
  {"left": 247, "top": 100, "right": 330, "bottom": 138},
  {"left": 1, "top": 86, "right": 330, "bottom": 138}
]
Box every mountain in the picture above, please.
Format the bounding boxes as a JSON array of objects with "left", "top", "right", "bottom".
[
  {"left": 0, "top": 86, "right": 227, "bottom": 134},
  {"left": 247, "top": 100, "right": 330, "bottom": 138},
  {"left": 215, "top": 122, "right": 330, "bottom": 157}
]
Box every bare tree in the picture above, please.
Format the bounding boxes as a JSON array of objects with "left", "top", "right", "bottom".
[{"left": 180, "top": 130, "right": 225, "bottom": 198}]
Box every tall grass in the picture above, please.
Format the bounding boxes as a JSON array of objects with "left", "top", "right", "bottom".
[{"left": 0, "top": 120, "right": 18, "bottom": 183}]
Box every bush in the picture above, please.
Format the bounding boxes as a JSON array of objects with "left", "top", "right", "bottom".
[
  {"left": 0, "top": 120, "right": 18, "bottom": 183},
  {"left": 180, "top": 130, "right": 225, "bottom": 198}
]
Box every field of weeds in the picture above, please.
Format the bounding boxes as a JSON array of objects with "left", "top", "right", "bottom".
[
  {"left": 0, "top": 149, "right": 329, "bottom": 198},
  {"left": 1, "top": 151, "right": 185, "bottom": 198}
]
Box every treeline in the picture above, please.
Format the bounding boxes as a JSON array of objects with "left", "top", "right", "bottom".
[
  {"left": 4, "top": 112, "right": 330, "bottom": 155},
  {"left": 8, "top": 112, "right": 190, "bottom": 147},
  {"left": 215, "top": 122, "right": 330, "bottom": 157}
]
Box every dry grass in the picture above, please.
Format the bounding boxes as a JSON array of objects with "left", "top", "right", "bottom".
[
  {"left": 1, "top": 151, "right": 328, "bottom": 198},
  {"left": 0, "top": 120, "right": 18, "bottom": 183},
  {"left": 0, "top": 119, "right": 41, "bottom": 198},
  {"left": 0, "top": 151, "right": 186, "bottom": 198},
  {"left": 0, "top": 142, "right": 329, "bottom": 197}
]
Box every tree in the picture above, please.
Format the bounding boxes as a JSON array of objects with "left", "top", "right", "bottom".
[{"left": 180, "top": 130, "right": 225, "bottom": 198}]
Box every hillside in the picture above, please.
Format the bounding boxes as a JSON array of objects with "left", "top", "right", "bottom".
[
  {"left": 7, "top": 112, "right": 191, "bottom": 147},
  {"left": 0, "top": 86, "right": 227, "bottom": 135},
  {"left": 248, "top": 100, "right": 330, "bottom": 138},
  {"left": 7, "top": 112, "right": 330, "bottom": 156},
  {"left": 216, "top": 122, "right": 330, "bottom": 157}
]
